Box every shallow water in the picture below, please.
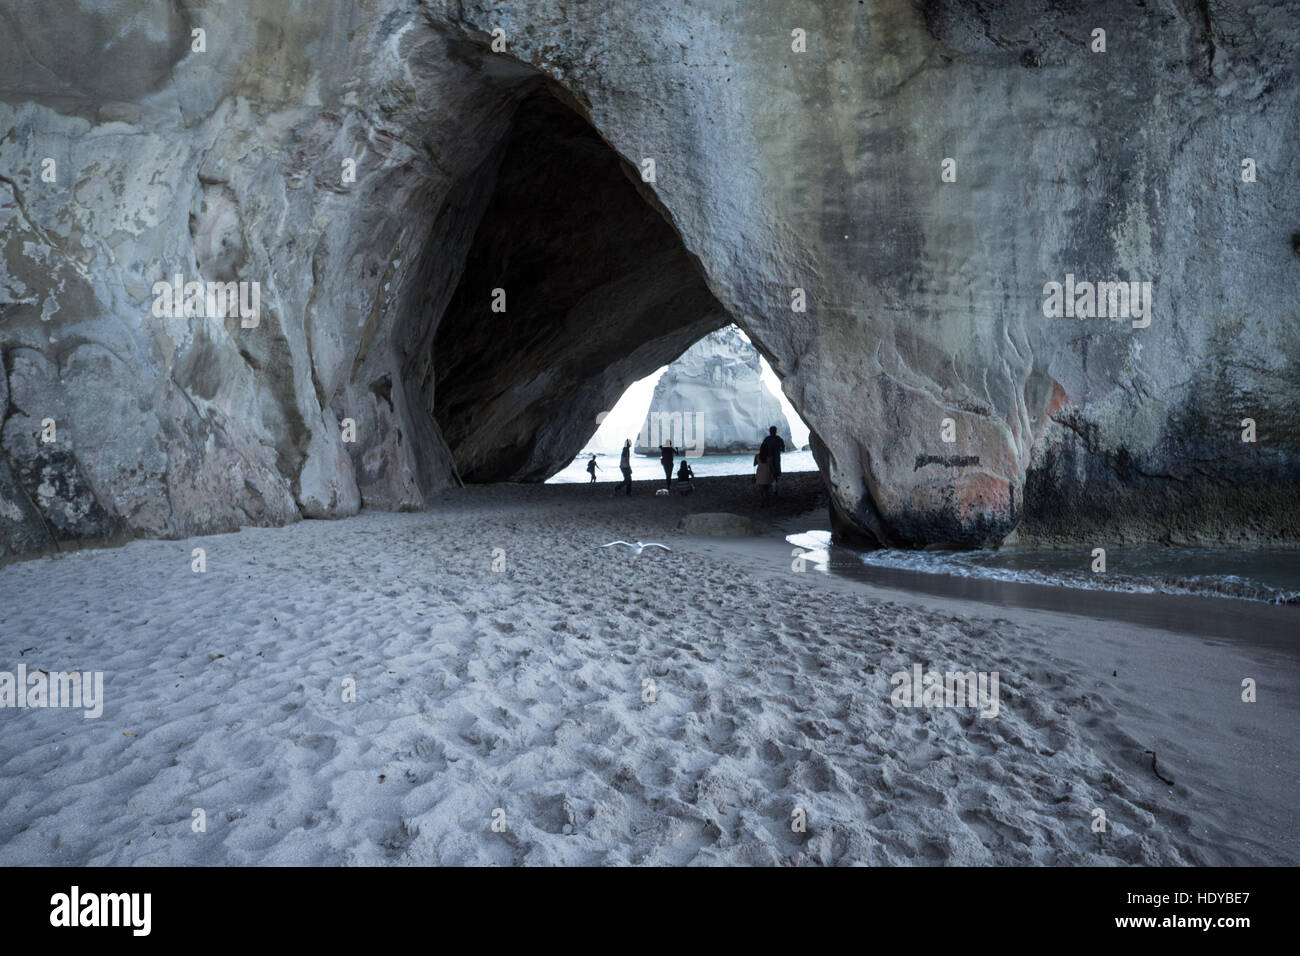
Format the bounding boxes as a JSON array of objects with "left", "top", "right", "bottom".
[
  {"left": 857, "top": 544, "right": 1300, "bottom": 606},
  {"left": 548, "top": 449, "right": 818, "bottom": 484},
  {"left": 785, "top": 530, "right": 1300, "bottom": 652},
  {"left": 786, "top": 530, "right": 1300, "bottom": 651}
]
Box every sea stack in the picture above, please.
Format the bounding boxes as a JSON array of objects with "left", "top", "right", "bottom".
[{"left": 635, "top": 326, "right": 795, "bottom": 455}]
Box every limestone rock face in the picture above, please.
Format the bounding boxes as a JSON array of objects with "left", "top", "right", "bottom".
[
  {"left": 636, "top": 326, "right": 794, "bottom": 456},
  {"left": 1, "top": 0, "right": 1297, "bottom": 559}
]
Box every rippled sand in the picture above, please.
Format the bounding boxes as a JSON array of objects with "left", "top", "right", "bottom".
[{"left": 1, "top": 475, "right": 1294, "bottom": 865}]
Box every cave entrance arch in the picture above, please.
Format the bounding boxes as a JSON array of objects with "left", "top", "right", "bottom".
[{"left": 428, "top": 84, "right": 737, "bottom": 483}]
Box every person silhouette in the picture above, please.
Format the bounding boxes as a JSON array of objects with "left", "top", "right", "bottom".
[
  {"left": 758, "top": 426, "right": 786, "bottom": 497},
  {"left": 676, "top": 458, "right": 694, "bottom": 494},
  {"left": 613, "top": 439, "right": 633, "bottom": 496},
  {"left": 659, "top": 442, "right": 676, "bottom": 491},
  {"left": 586, "top": 454, "right": 600, "bottom": 483}
]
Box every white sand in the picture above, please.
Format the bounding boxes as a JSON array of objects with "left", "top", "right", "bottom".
[{"left": 1, "top": 479, "right": 1295, "bottom": 865}]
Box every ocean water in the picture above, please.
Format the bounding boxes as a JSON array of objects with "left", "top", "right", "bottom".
[
  {"left": 787, "top": 530, "right": 1300, "bottom": 606},
  {"left": 553, "top": 449, "right": 1300, "bottom": 606},
  {"left": 548, "top": 449, "right": 818, "bottom": 484}
]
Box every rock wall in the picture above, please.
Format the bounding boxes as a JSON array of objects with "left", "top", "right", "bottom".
[
  {"left": 2, "top": 0, "right": 1297, "bottom": 559},
  {"left": 635, "top": 325, "right": 795, "bottom": 455}
]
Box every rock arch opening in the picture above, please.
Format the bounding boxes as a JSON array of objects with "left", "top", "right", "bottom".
[{"left": 428, "top": 84, "right": 732, "bottom": 483}]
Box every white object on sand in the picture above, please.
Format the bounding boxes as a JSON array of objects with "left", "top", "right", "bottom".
[{"left": 597, "top": 540, "right": 672, "bottom": 557}]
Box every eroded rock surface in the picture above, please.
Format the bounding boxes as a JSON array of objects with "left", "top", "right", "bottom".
[{"left": 1, "top": 0, "right": 1297, "bottom": 558}]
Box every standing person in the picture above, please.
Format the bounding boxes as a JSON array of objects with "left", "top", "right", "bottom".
[
  {"left": 758, "top": 426, "right": 786, "bottom": 497},
  {"left": 613, "top": 439, "right": 633, "bottom": 496},
  {"left": 586, "top": 454, "right": 600, "bottom": 483},
  {"left": 659, "top": 442, "right": 675, "bottom": 492}
]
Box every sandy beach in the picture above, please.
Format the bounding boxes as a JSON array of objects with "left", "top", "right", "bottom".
[{"left": 1, "top": 474, "right": 1295, "bottom": 866}]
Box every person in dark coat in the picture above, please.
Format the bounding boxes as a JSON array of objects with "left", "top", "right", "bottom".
[
  {"left": 758, "top": 426, "right": 786, "bottom": 496},
  {"left": 613, "top": 439, "right": 633, "bottom": 496},
  {"left": 659, "top": 443, "right": 676, "bottom": 492}
]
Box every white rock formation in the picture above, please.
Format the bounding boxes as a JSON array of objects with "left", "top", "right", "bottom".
[{"left": 636, "top": 327, "right": 794, "bottom": 455}]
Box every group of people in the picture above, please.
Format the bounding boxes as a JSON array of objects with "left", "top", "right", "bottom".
[
  {"left": 590, "top": 440, "right": 695, "bottom": 496},
  {"left": 589, "top": 426, "right": 785, "bottom": 503}
]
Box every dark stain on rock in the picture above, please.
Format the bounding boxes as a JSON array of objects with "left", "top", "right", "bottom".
[{"left": 914, "top": 454, "right": 981, "bottom": 471}]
